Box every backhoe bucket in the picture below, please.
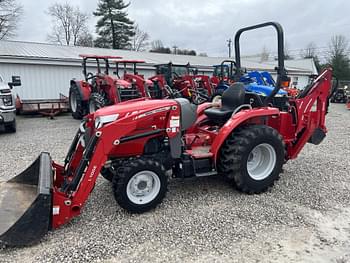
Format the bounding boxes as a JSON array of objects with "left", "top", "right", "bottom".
[{"left": 0, "top": 152, "right": 52, "bottom": 246}]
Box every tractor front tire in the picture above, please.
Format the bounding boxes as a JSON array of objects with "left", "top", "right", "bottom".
[
  {"left": 5, "top": 119, "right": 16, "bottom": 133},
  {"left": 69, "top": 86, "right": 85, "bottom": 119},
  {"left": 89, "top": 93, "right": 105, "bottom": 114},
  {"left": 113, "top": 159, "right": 168, "bottom": 213},
  {"left": 218, "top": 125, "right": 285, "bottom": 194}
]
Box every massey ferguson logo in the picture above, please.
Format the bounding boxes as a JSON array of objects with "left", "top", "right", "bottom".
[{"left": 134, "top": 107, "right": 171, "bottom": 120}]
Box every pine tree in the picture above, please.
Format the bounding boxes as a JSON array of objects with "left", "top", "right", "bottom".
[{"left": 93, "top": 0, "right": 134, "bottom": 49}]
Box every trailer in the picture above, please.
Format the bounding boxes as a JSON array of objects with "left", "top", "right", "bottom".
[{"left": 16, "top": 94, "right": 69, "bottom": 119}]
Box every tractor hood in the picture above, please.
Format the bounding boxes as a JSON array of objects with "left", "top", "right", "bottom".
[
  {"left": 245, "top": 83, "right": 288, "bottom": 96},
  {"left": 115, "top": 79, "right": 131, "bottom": 88},
  {"left": 93, "top": 98, "right": 177, "bottom": 121}
]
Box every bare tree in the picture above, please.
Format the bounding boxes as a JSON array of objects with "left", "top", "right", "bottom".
[
  {"left": 301, "top": 42, "right": 321, "bottom": 71},
  {"left": 150, "top": 40, "right": 171, "bottom": 54},
  {"left": 301, "top": 42, "right": 317, "bottom": 58},
  {"left": 0, "top": 0, "right": 23, "bottom": 40},
  {"left": 327, "top": 35, "right": 350, "bottom": 79},
  {"left": 76, "top": 32, "right": 94, "bottom": 47},
  {"left": 47, "top": 3, "right": 89, "bottom": 46},
  {"left": 328, "top": 35, "right": 348, "bottom": 58},
  {"left": 260, "top": 46, "right": 269, "bottom": 62},
  {"left": 131, "top": 24, "right": 149, "bottom": 51},
  {"left": 151, "top": 40, "right": 164, "bottom": 50}
]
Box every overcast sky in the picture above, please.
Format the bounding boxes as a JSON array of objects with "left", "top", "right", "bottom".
[{"left": 14, "top": 0, "right": 350, "bottom": 58}]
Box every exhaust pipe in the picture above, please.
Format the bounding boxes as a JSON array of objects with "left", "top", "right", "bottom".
[{"left": 0, "top": 153, "right": 53, "bottom": 246}]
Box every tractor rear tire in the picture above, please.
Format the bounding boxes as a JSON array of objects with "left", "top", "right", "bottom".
[
  {"left": 89, "top": 93, "right": 105, "bottom": 114},
  {"left": 5, "top": 119, "right": 16, "bottom": 133},
  {"left": 69, "top": 86, "right": 85, "bottom": 120},
  {"left": 112, "top": 159, "right": 168, "bottom": 213},
  {"left": 218, "top": 125, "right": 285, "bottom": 194}
]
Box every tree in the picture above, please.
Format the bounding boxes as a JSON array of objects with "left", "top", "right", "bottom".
[
  {"left": 76, "top": 32, "right": 94, "bottom": 47},
  {"left": 47, "top": 3, "right": 89, "bottom": 46},
  {"left": 94, "top": 0, "right": 135, "bottom": 50},
  {"left": 260, "top": 46, "right": 269, "bottom": 62},
  {"left": 131, "top": 24, "right": 149, "bottom": 51},
  {"left": 301, "top": 42, "right": 321, "bottom": 71},
  {"left": 0, "top": 0, "right": 23, "bottom": 40},
  {"left": 301, "top": 42, "right": 317, "bottom": 58},
  {"left": 327, "top": 35, "right": 350, "bottom": 80},
  {"left": 150, "top": 40, "right": 171, "bottom": 54},
  {"left": 177, "top": 49, "right": 196, "bottom": 56}
]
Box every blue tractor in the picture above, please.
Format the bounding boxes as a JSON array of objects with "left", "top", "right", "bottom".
[{"left": 212, "top": 60, "right": 288, "bottom": 99}]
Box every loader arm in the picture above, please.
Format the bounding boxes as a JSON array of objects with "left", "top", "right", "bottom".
[{"left": 52, "top": 120, "right": 138, "bottom": 228}]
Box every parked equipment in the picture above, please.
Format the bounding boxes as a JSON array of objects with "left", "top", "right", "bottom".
[
  {"left": 211, "top": 59, "right": 289, "bottom": 100},
  {"left": 0, "top": 75, "right": 21, "bottom": 132},
  {"left": 0, "top": 22, "right": 335, "bottom": 246},
  {"left": 16, "top": 94, "right": 69, "bottom": 119},
  {"left": 149, "top": 62, "right": 213, "bottom": 102},
  {"left": 211, "top": 60, "right": 237, "bottom": 87},
  {"left": 69, "top": 55, "right": 149, "bottom": 119},
  {"left": 330, "top": 88, "right": 347, "bottom": 103}
]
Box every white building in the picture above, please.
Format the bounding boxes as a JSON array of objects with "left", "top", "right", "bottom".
[{"left": 0, "top": 40, "right": 318, "bottom": 100}]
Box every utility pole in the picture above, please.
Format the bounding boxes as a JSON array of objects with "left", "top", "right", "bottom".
[
  {"left": 227, "top": 38, "right": 232, "bottom": 57},
  {"left": 173, "top": 45, "right": 178, "bottom": 55}
]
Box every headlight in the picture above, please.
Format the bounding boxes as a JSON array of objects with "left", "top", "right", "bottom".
[
  {"left": 95, "top": 114, "right": 119, "bottom": 129},
  {"left": 1, "top": 95, "right": 13, "bottom": 106}
]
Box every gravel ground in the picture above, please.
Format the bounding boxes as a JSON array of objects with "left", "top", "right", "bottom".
[{"left": 0, "top": 103, "right": 349, "bottom": 263}]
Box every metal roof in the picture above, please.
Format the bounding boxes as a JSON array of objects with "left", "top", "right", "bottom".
[{"left": 0, "top": 40, "right": 316, "bottom": 74}]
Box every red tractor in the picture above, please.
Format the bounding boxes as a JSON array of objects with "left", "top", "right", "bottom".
[
  {"left": 114, "top": 59, "right": 154, "bottom": 96},
  {"left": 149, "top": 62, "right": 213, "bottom": 102},
  {"left": 0, "top": 22, "right": 336, "bottom": 246},
  {"left": 69, "top": 55, "right": 147, "bottom": 119}
]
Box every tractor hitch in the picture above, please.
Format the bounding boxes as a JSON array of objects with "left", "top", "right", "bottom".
[{"left": 0, "top": 153, "right": 53, "bottom": 246}]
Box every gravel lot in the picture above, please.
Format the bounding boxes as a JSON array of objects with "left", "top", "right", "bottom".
[{"left": 0, "top": 103, "right": 350, "bottom": 263}]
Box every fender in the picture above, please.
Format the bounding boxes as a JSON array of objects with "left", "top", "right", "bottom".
[
  {"left": 70, "top": 80, "right": 91, "bottom": 101},
  {"left": 211, "top": 107, "right": 280, "bottom": 164}
]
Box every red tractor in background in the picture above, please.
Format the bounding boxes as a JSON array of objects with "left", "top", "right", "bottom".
[
  {"left": 114, "top": 59, "right": 154, "bottom": 96},
  {"left": 69, "top": 55, "right": 148, "bottom": 119},
  {"left": 211, "top": 60, "right": 237, "bottom": 87},
  {"left": 149, "top": 62, "right": 214, "bottom": 102},
  {"left": 0, "top": 22, "right": 336, "bottom": 246},
  {"left": 113, "top": 59, "right": 176, "bottom": 100}
]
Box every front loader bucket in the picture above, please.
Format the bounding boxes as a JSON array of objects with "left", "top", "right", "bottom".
[{"left": 0, "top": 152, "right": 52, "bottom": 246}]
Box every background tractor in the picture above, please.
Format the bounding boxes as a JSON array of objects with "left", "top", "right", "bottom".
[
  {"left": 149, "top": 62, "right": 213, "bottom": 102},
  {"left": 211, "top": 59, "right": 289, "bottom": 100},
  {"left": 0, "top": 22, "right": 335, "bottom": 247},
  {"left": 330, "top": 87, "right": 348, "bottom": 103},
  {"left": 114, "top": 59, "right": 153, "bottom": 97},
  {"left": 69, "top": 55, "right": 148, "bottom": 119}
]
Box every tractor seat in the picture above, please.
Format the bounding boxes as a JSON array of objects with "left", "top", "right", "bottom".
[
  {"left": 175, "top": 98, "right": 197, "bottom": 131},
  {"left": 205, "top": 83, "right": 246, "bottom": 122}
]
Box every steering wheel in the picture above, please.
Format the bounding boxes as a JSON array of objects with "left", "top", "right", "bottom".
[
  {"left": 172, "top": 72, "right": 181, "bottom": 79},
  {"left": 163, "top": 85, "right": 182, "bottom": 99},
  {"left": 86, "top": 72, "right": 97, "bottom": 80},
  {"left": 189, "top": 88, "right": 209, "bottom": 105}
]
